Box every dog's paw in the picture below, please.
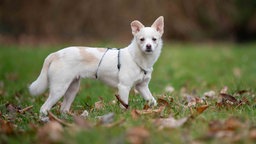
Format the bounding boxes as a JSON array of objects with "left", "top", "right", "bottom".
[
  {"left": 119, "top": 103, "right": 129, "bottom": 109},
  {"left": 40, "top": 115, "right": 50, "bottom": 123},
  {"left": 147, "top": 99, "right": 157, "bottom": 107}
]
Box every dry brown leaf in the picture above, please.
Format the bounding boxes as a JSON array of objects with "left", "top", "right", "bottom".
[
  {"left": 80, "top": 110, "right": 89, "bottom": 118},
  {"left": 131, "top": 109, "right": 140, "bottom": 120},
  {"left": 143, "top": 103, "right": 150, "bottom": 110},
  {"left": 203, "top": 90, "right": 216, "bottom": 99},
  {"left": 37, "top": 121, "right": 64, "bottom": 144},
  {"left": 94, "top": 100, "right": 104, "bottom": 110},
  {"left": 135, "top": 106, "right": 165, "bottom": 115},
  {"left": 157, "top": 98, "right": 170, "bottom": 106},
  {"left": 6, "top": 103, "right": 18, "bottom": 113},
  {"left": 154, "top": 115, "right": 188, "bottom": 129},
  {"left": 97, "top": 112, "right": 115, "bottom": 125},
  {"left": 73, "top": 116, "right": 92, "bottom": 129},
  {"left": 224, "top": 117, "right": 244, "bottom": 131},
  {"left": 104, "top": 118, "right": 125, "bottom": 128},
  {"left": 196, "top": 105, "right": 209, "bottom": 114},
  {"left": 220, "top": 86, "right": 228, "bottom": 94},
  {"left": 165, "top": 85, "right": 175, "bottom": 93},
  {"left": 185, "top": 95, "right": 203, "bottom": 107},
  {"left": 220, "top": 93, "right": 238, "bottom": 104},
  {"left": 126, "top": 126, "right": 150, "bottom": 144},
  {"left": 249, "top": 127, "right": 256, "bottom": 140},
  {"left": 0, "top": 119, "right": 14, "bottom": 134}
]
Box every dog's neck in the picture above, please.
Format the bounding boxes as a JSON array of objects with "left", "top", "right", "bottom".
[{"left": 127, "top": 39, "right": 162, "bottom": 72}]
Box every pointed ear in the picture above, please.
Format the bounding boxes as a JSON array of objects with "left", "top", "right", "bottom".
[
  {"left": 151, "top": 16, "right": 164, "bottom": 35},
  {"left": 131, "top": 20, "right": 145, "bottom": 35}
]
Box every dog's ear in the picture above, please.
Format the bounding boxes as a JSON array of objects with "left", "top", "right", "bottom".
[
  {"left": 151, "top": 16, "right": 164, "bottom": 35},
  {"left": 131, "top": 20, "right": 145, "bottom": 35}
]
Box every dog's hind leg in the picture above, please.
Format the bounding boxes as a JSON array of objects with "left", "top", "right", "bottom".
[
  {"left": 39, "top": 78, "right": 72, "bottom": 117},
  {"left": 60, "top": 77, "right": 80, "bottom": 113}
]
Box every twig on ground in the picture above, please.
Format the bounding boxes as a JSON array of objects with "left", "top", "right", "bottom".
[
  {"left": 48, "top": 111, "right": 73, "bottom": 127},
  {"left": 115, "top": 94, "right": 129, "bottom": 109},
  {"left": 18, "top": 105, "right": 33, "bottom": 114}
]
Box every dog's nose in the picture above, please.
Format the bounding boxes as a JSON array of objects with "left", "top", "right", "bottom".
[{"left": 146, "top": 44, "right": 152, "bottom": 50}]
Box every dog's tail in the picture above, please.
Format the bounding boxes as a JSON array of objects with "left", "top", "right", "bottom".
[{"left": 29, "top": 53, "right": 56, "bottom": 96}]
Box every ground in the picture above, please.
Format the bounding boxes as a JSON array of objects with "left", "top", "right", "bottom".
[{"left": 0, "top": 42, "right": 256, "bottom": 143}]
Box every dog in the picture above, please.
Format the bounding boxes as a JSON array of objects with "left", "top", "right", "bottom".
[{"left": 29, "top": 16, "right": 164, "bottom": 120}]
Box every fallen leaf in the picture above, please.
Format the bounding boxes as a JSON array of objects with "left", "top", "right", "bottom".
[
  {"left": 220, "top": 93, "right": 238, "bottom": 104},
  {"left": 186, "top": 95, "right": 196, "bottom": 107},
  {"left": 73, "top": 116, "right": 92, "bottom": 129},
  {"left": 249, "top": 127, "right": 256, "bottom": 140},
  {"left": 94, "top": 100, "right": 104, "bottom": 110},
  {"left": 220, "top": 86, "right": 228, "bottom": 94},
  {"left": 131, "top": 109, "right": 140, "bottom": 120},
  {"left": 185, "top": 95, "right": 203, "bottom": 107},
  {"left": 80, "top": 110, "right": 89, "bottom": 118},
  {"left": 202, "top": 90, "right": 216, "bottom": 99},
  {"left": 157, "top": 98, "right": 170, "bottom": 106},
  {"left": 196, "top": 105, "right": 209, "bottom": 114},
  {"left": 154, "top": 115, "right": 188, "bottom": 129},
  {"left": 143, "top": 103, "right": 150, "bottom": 110},
  {"left": 126, "top": 126, "right": 150, "bottom": 144},
  {"left": 104, "top": 118, "right": 125, "bottom": 128},
  {"left": 236, "top": 90, "right": 249, "bottom": 95},
  {"left": 165, "top": 85, "right": 175, "bottom": 93},
  {"left": 135, "top": 106, "right": 165, "bottom": 115},
  {"left": 0, "top": 119, "right": 14, "bottom": 134},
  {"left": 97, "top": 112, "right": 115, "bottom": 125},
  {"left": 6, "top": 103, "right": 18, "bottom": 113},
  {"left": 37, "top": 121, "right": 64, "bottom": 144},
  {"left": 224, "top": 117, "right": 244, "bottom": 131},
  {"left": 208, "top": 120, "right": 223, "bottom": 133}
]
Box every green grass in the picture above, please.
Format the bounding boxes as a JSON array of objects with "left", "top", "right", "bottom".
[{"left": 0, "top": 43, "right": 256, "bottom": 143}]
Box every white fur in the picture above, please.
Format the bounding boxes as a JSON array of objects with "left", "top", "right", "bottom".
[{"left": 29, "top": 16, "right": 164, "bottom": 118}]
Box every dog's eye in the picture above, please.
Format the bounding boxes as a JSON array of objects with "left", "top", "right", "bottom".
[
  {"left": 140, "top": 38, "right": 145, "bottom": 42},
  {"left": 152, "top": 38, "right": 157, "bottom": 41}
]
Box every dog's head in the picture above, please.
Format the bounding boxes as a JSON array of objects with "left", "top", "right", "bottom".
[{"left": 131, "top": 16, "right": 164, "bottom": 54}]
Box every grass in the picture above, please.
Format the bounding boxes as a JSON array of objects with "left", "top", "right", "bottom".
[{"left": 0, "top": 42, "right": 256, "bottom": 143}]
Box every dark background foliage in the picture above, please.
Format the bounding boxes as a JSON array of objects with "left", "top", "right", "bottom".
[{"left": 0, "top": 0, "right": 256, "bottom": 44}]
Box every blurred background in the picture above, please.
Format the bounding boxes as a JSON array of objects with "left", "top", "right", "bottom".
[{"left": 0, "top": 0, "right": 256, "bottom": 45}]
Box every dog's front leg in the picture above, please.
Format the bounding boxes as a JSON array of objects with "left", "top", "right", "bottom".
[
  {"left": 117, "top": 84, "right": 131, "bottom": 109},
  {"left": 136, "top": 82, "right": 157, "bottom": 107}
]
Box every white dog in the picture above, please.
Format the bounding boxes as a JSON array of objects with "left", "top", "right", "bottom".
[{"left": 29, "top": 16, "right": 164, "bottom": 119}]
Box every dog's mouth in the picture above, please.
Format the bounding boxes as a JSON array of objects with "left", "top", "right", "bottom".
[
  {"left": 144, "top": 49, "right": 153, "bottom": 54},
  {"left": 145, "top": 49, "right": 152, "bottom": 52}
]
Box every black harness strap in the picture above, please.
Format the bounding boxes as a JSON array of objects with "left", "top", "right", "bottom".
[
  {"left": 95, "top": 48, "right": 147, "bottom": 79},
  {"left": 95, "top": 48, "right": 121, "bottom": 79},
  {"left": 95, "top": 48, "right": 110, "bottom": 79},
  {"left": 117, "top": 49, "right": 121, "bottom": 71}
]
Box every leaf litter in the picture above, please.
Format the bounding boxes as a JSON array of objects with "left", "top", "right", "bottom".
[{"left": 1, "top": 85, "right": 255, "bottom": 143}]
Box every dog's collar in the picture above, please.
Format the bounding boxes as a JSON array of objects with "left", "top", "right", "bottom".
[{"left": 133, "top": 61, "right": 152, "bottom": 75}]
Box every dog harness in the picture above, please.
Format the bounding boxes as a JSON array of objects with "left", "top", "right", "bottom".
[
  {"left": 95, "top": 48, "right": 121, "bottom": 79},
  {"left": 95, "top": 48, "right": 148, "bottom": 79}
]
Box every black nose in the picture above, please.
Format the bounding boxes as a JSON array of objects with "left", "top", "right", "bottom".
[{"left": 146, "top": 44, "right": 152, "bottom": 50}]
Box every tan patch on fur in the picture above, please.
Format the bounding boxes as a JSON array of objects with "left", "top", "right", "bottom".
[
  {"left": 42, "top": 53, "right": 59, "bottom": 72},
  {"left": 78, "top": 47, "right": 98, "bottom": 63},
  {"left": 97, "top": 48, "right": 107, "bottom": 52}
]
